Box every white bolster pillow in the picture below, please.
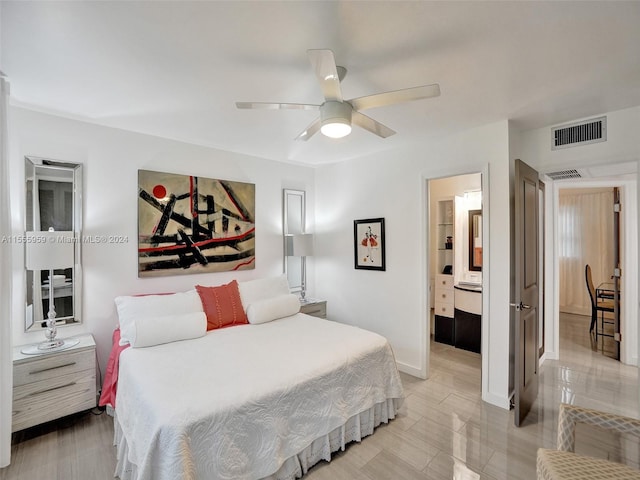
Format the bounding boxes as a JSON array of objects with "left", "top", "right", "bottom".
[
  {"left": 238, "top": 275, "right": 290, "bottom": 313},
  {"left": 115, "top": 290, "right": 203, "bottom": 346},
  {"left": 246, "top": 294, "right": 301, "bottom": 324},
  {"left": 130, "top": 312, "right": 207, "bottom": 348}
]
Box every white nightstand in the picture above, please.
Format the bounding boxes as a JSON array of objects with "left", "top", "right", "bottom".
[
  {"left": 12, "top": 334, "right": 97, "bottom": 432},
  {"left": 300, "top": 299, "right": 327, "bottom": 319}
]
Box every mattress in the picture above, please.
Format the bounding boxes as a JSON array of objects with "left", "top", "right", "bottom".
[{"left": 113, "top": 313, "right": 404, "bottom": 480}]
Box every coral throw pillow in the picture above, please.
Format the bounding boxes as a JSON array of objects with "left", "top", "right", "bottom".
[{"left": 195, "top": 281, "right": 249, "bottom": 331}]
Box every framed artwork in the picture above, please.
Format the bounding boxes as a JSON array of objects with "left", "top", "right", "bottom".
[
  {"left": 138, "top": 169, "right": 255, "bottom": 277},
  {"left": 354, "top": 218, "right": 385, "bottom": 271}
]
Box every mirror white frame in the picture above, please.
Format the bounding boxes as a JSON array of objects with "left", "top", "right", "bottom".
[
  {"left": 283, "top": 189, "right": 306, "bottom": 294},
  {"left": 24, "top": 156, "right": 83, "bottom": 332}
]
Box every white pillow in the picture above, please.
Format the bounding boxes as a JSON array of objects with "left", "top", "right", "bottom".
[
  {"left": 246, "top": 294, "right": 301, "bottom": 324},
  {"left": 130, "top": 312, "right": 207, "bottom": 348},
  {"left": 238, "top": 275, "right": 290, "bottom": 312},
  {"left": 115, "top": 290, "right": 203, "bottom": 346}
]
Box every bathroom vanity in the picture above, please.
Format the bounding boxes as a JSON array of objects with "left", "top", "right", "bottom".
[{"left": 453, "top": 284, "right": 482, "bottom": 354}]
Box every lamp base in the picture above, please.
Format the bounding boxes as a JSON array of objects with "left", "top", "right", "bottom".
[
  {"left": 21, "top": 338, "right": 80, "bottom": 355},
  {"left": 39, "top": 338, "right": 65, "bottom": 350}
]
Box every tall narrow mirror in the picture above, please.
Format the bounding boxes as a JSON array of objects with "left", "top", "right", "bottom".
[
  {"left": 283, "top": 189, "right": 305, "bottom": 295},
  {"left": 25, "top": 157, "right": 82, "bottom": 331}
]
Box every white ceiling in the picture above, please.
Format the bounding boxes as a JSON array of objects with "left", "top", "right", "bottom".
[{"left": 2, "top": 1, "right": 640, "bottom": 166}]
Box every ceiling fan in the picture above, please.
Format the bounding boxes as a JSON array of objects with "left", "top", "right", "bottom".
[{"left": 236, "top": 49, "right": 440, "bottom": 141}]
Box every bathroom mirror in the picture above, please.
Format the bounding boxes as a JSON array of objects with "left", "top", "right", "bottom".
[
  {"left": 468, "top": 209, "right": 482, "bottom": 272},
  {"left": 283, "top": 189, "right": 305, "bottom": 294},
  {"left": 25, "top": 156, "right": 83, "bottom": 331}
]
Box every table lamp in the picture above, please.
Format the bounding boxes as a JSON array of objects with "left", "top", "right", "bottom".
[
  {"left": 24, "top": 229, "right": 77, "bottom": 351},
  {"left": 285, "top": 233, "right": 314, "bottom": 302}
]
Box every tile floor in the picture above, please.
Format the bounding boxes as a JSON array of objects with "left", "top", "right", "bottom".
[
  {"left": 1, "top": 312, "right": 638, "bottom": 479},
  {"left": 304, "top": 312, "right": 639, "bottom": 479}
]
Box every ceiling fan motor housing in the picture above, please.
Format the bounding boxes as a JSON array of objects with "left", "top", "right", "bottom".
[{"left": 320, "top": 101, "right": 353, "bottom": 138}]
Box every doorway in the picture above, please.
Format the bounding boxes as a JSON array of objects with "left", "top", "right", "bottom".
[
  {"left": 557, "top": 186, "right": 619, "bottom": 358},
  {"left": 427, "top": 172, "right": 483, "bottom": 388},
  {"left": 544, "top": 175, "right": 638, "bottom": 367}
]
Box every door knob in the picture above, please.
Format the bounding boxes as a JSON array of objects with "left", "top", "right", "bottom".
[{"left": 509, "top": 302, "right": 531, "bottom": 311}]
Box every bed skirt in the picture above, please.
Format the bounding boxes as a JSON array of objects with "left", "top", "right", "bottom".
[{"left": 113, "top": 397, "right": 403, "bottom": 480}]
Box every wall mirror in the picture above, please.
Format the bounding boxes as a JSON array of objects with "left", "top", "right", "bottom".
[
  {"left": 25, "top": 156, "right": 83, "bottom": 331},
  {"left": 283, "top": 189, "right": 305, "bottom": 295},
  {"left": 468, "top": 209, "right": 482, "bottom": 272}
]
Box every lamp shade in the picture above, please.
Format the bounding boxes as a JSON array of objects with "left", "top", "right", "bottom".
[
  {"left": 25, "top": 231, "right": 75, "bottom": 270},
  {"left": 285, "top": 233, "right": 314, "bottom": 257},
  {"left": 320, "top": 101, "right": 352, "bottom": 139}
]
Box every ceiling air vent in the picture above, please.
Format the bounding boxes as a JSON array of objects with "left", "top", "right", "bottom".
[
  {"left": 546, "top": 169, "right": 582, "bottom": 180},
  {"left": 551, "top": 116, "right": 606, "bottom": 150}
]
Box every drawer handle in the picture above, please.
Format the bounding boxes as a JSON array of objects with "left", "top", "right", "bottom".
[
  {"left": 441, "top": 307, "right": 446, "bottom": 312},
  {"left": 29, "top": 381, "right": 77, "bottom": 397},
  {"left": 29, "top": 362, "right": 76, "bottom": 375},
  {"left": 441, "top": 294, "right": 446, "bottom": 298}
]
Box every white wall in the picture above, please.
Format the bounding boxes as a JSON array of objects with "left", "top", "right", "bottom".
[
  {"left": 9, "top": 107, "right": 316, "bottom": 372},
  {"left": 315, "top": 120, "right": 513, "bottom": 409},
  {"left": 17, "top": 105, "right": 633, "bottom": 410},
  {"left": 521, "top": 106, "right": 640, "bottom": 171},
  {"left": 519, "top": 106, "right": 640, "bottom": 366}
]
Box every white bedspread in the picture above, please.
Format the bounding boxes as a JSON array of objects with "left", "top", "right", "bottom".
[{"left": 114, "top": 314, "right": 404, "bottom": 480}]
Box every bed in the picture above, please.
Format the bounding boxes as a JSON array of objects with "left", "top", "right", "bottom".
[{"left": 103, "top": 277, "right": 404, "bottom": 480}]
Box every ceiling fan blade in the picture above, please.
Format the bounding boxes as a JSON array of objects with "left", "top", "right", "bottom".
[
  {"left": 295, "top": 117, "right": 322, "bottom": 141},
  {"left": 349, "top": 83, "right": 440, "bottom": 111},
  {"left": 236, "top": 102, "right": 319, "bottom": 111},
  {"left": 307, "top": 49, "right": 344, "bottom": 102},
  {"left": 352, "top": 111, "right": 396, "bottom": 138}
]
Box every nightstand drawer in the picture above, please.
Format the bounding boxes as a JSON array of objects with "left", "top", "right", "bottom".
[
  {"left": 12, "top": 371, "right": 96, "bottom": 432},
  {"left": 12, "top": 334, "right": 97, "bottom": 432},
  {"left": 300, "top": 301, "right": 327, "bottom": 319},
  {"left": 14, "top": 349, "right": 94, "bottom": 387}
]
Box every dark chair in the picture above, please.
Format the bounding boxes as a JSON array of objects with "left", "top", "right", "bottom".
[{"left": 585, "top": 264, "right": 614, "bottom": 339}]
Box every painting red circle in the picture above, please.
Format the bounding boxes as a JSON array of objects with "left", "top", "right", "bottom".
[{"left": 152, "top": 184, "right": 167, "bottom": 199}]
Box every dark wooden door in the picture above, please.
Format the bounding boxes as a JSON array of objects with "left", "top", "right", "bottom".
[{"left": 513, "top": 159, "right": 540, "bottom": 427}]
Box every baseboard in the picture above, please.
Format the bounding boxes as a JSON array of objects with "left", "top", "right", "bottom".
[
  {"left": 482, "top": 390, "right": 511, "bottom": 410},
  {"left": 396, "top": 361, "right": 426, "bottom": 379}
]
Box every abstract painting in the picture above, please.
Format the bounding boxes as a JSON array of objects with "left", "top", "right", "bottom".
[
  {"left": 354, "top": 218, "right": 385, "bottom": 271},
  {"left": 138, "top": 169, "right": 255, "bottom": 277}
]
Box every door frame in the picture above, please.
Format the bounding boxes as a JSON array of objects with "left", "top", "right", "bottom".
[
  {"left": 538, "top": 180, "right": 546, "bottom": 359},
  {"left": 545, "top": 177, "right": 638, "bottom": 365},
  {"left": 421, "top": 163, "right": 491, "bottom": 403}
]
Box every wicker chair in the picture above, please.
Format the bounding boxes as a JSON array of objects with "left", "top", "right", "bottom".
[{"left": 537, "top": 403, "right": 640, "bottom": 479}]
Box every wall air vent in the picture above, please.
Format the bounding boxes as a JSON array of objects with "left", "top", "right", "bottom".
[
  {"left": 551, "top": 116, "right": 606, "bottom": 150},
  {"left": 546, "top": 169, "right": 582, "bottom": 180}
]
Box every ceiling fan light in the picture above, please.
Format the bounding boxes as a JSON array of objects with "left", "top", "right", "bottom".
[
  {"left": 321, "top": 120, "right": 352, "bottom": 138},
  {"left": 320, "top": 101, "right": 352, "bottom": 139}
]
